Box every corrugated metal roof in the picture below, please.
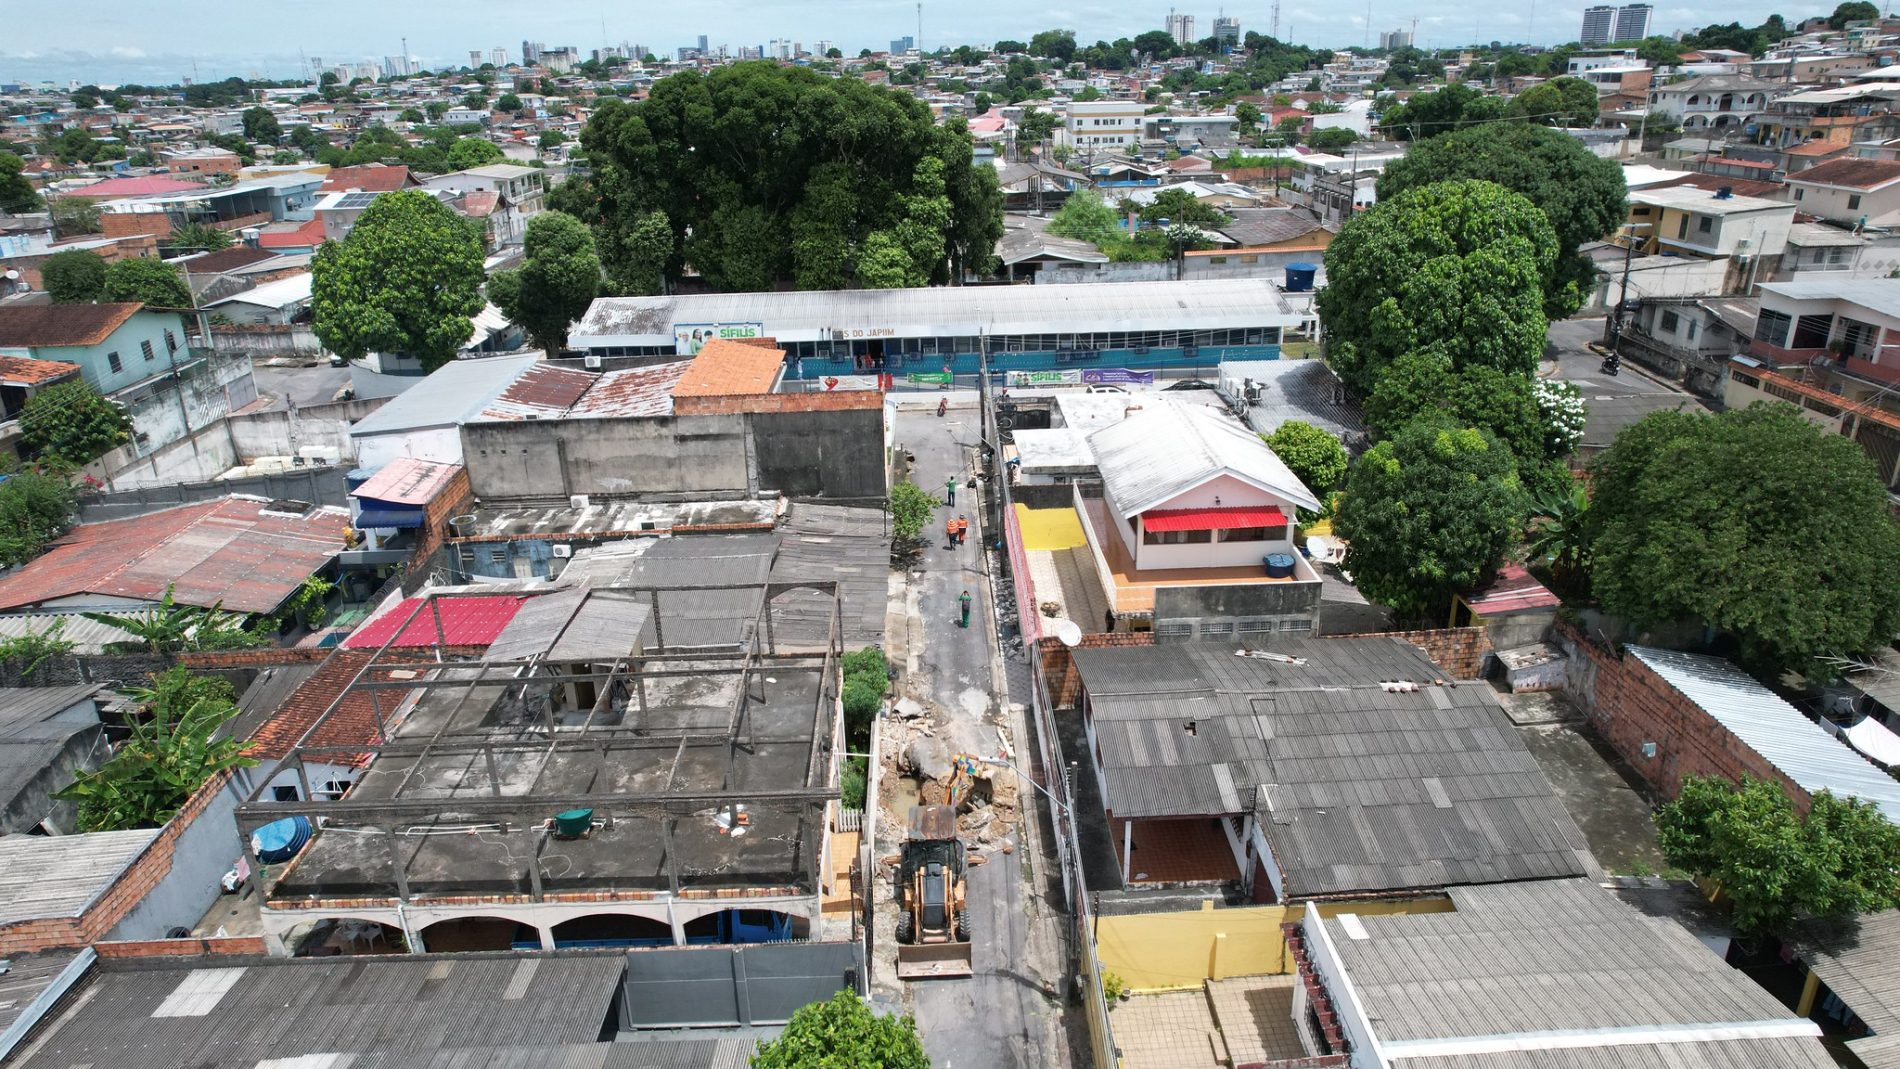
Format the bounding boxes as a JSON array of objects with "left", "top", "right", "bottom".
[
  {"left": 0, "top": 830, "right": 160, "bottom": 925},
  {"left": 344, "top": 595, "right": 529, "bottom": 649},
  {"left": 1319, "top": 879, "right": 1835, "bottom": 1069},
  {"left": 0, "top": 685, "right": 99, "bottom": 736},
  {"left": 350, "top": 458, "right": 462, "bottom": 506},
  {"left": 1087, "top": 402, "right": 1322, "bottom": 518},
  {"left": 478, "top": 362, "right": 596, "bottom": 420},
  {"left": 486, "top": 588, "right": 652, "bottom": 663},
  {"left": 15, "top": 955, "right": 627, "bottom": 1069},
  {"left": 573, "top": 279, "right": 1304, "bottom": 346},
  {"left": 566, "top": 361, "right": 690, "bottom": 418},
  {"left": 350, "top": 354, "right": 544, "bottom": 438},
  {"left": 1789, "top": 910, "right": 1900, "bottom": 1039},
  {"left": 1628, "top": 645, "right": 1900, "bottom": 821}
]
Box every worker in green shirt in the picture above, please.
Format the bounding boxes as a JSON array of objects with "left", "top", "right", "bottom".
[
  {"left": 958, "top": 590, "right": 972, "bottom": 628},
  {"left": 945, "top": 475, "right": 956, "bottom": 506}
]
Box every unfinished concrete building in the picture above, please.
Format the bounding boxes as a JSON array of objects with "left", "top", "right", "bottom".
[{"left": 236, "top": 578, "right": 847, "bottom": 956}]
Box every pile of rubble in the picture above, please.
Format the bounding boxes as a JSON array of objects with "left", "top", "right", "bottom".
[{"left": 879, "top": 692, "right": 1020, "bottom": 851}]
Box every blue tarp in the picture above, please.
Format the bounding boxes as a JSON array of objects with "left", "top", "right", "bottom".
[{"left": 353, "top": 505, "right": 425, "bottom": 529}]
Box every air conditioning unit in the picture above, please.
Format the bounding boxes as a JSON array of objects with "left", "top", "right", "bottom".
[
  {"left": 583, "top": 353, "right": 602, "bottom": 369},
  {"left": 569, "top": 494, "right": 591, "bottom": 509},
  {"left": 551, "top": 544, "right": 573, "bottom": 559}
]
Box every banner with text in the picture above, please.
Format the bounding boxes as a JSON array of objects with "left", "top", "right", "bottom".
[{"left": 673, "top": 322, "right": 765, "bottom": 355}]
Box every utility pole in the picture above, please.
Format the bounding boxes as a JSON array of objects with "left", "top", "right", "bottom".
[
  {"left": 1271, "top": 0, "right": 1282, "bottom": 40},
  {"left": 917, "top": 2, "right": 923, "bottom": 53}
]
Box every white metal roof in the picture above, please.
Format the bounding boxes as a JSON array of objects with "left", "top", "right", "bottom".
[
  {"left": 1629, "top": 185, "right": 1792, "bottom": 215},
  {"left": 1628, "top": 645, "right": 1900, "bottom": 821},
  {"left": 1087, "top": 401, "right": 1321, "bottom": 517},
  {"left": 571, "top": 279, "right": 1304, "bottom": 347},
  {"left": 1759, "top": 277, "right": 1900, "bottom": 321},
  {"left": 204, "top": 272, "right": 311, "bottom": 311},
  {"left": 349, "top": 353, "right": 543, "bottom": 438}
]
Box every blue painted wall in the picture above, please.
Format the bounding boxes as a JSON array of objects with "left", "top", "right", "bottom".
[{"left": 782, "top": 344, "right": 1281, "bottom": 381}]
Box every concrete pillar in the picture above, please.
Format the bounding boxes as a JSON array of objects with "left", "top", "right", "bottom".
[
  {"left": 1121, "top": 819, "right": 1133, "bottom": 885},
  {"left": 1796, "top": 969, "right": 1822, "bottom": 1017},
  {"left": 668, "top": 895, "right": 685, "bottom": 946},
  {"left": 538, "top": 925, "right": 556, "bottom": 951}
]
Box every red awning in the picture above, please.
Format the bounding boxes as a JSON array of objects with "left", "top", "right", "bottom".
[{"left": 1140, "top": 506, "right": 1289, "bottom": 532}]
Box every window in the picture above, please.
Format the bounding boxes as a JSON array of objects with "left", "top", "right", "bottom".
[
  {"left": 1697, "top": 215, "right": 1713, "bottom": 235},
  {"left": 141, "top": 339, "right": 154, "bottom": 362},
  {"left": 1754, "top": 308, "right": 1792, "bottom": 347},
  {"left": 1660, "top": 310, "right": 1681, "bottom": 333},
  {"left": 1687, "top": 320, "right": 1699, "bottom": 342},
  {"left": 1219, "top": 525, "right": 1287, "bottom": 543},
  {"left": 272, "top": 785, "right": 300, "bottom": 802},
  {"left": 1144, "top": 528, "right": 1212, "bottom": 545},
  {"left": 1796, "top": 188, "right": 1805, "bottom": 200},
  {"left": 1849, "top": 194, "right": 1863, "bottom": 210},
  {"left": 106, "top": 351, "right": 122, "bottom": 373},
  {"left": 164, "top": 329, "right": 177, "bottom": 353},
  {"left": 1677, "top": 214, "right": 1689, "bottom": 239}
]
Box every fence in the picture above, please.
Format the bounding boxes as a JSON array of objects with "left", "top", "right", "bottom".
[
  {"left": 78, "top": 465, "right": 349, "bottom": 523},
  {"left": 988, "top": 383, "right": 1119, "bottom": 1069}
]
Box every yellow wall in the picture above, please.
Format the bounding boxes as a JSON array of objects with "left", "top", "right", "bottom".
[{"left": 1094, "top": 896, "right": 1454, "bottom": 992}]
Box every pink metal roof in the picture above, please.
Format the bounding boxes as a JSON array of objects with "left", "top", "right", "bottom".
[
  {"left": 1141, "top": 505, "right": 1288, "bottom": 532},
  {"left": 343, "top": 595, "right": 529, "bottom": 649},
  {"left": 350, "top": 458, "right": 463, "bottom": 506},
  {"left": 68, "top": 175, "right": 208, "bottom": 198},
  {"left": 1462, "top": 563, "right": 1561, "bottom": 617}
]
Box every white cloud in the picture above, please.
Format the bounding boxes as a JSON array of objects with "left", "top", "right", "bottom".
[{"left": 109, "top": 46, "right": 146, "bottom": 58}]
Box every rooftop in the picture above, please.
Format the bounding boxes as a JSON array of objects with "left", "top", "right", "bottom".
[
  {"left": 14, "top": 955, "right": 626, "bottom": 1069},
  {"left": 349, "top": 353, "right": 543, "bottom": 437},
  {"left": 1072, "top": 639, "right": 1594, "bottom": 897},
  {"left": 60, "top": 175, "right": 206, "bottom": 198},
  {"left": 351, "top": 457, "right": 463, "bottom": 506},
  {"left": 1790, "top": 909, "right": 1900, "bottom": 1065},
  {"left": 0, "top": 354, "right": 79, "bottom": 387},
  {"left": 1460, "top": 563, "right": 1560, "bottom": 617},
  {"left": 1759, "top": 277, "right": 1900, "bottom": 320},
  {"left": 0, "top": 303, "right": 145, "bottom": 348},
  {"left": 671, "top": 338, "right": 786, "bottom": 398},
  {"left": 1786, "top": 155, "right": 1900, "bottom": 189},
  {"left": 0, "top": 497, "right": 347, "bottom": 615},
  {"left": 175, "top": 245, "right": 279, "bottom": 274},
  {"left": 1629, "top": 185, "right": 1792, "bottom": 215},
  {"left": 320, "top": 162, "right": 415, "bottom": 192},
  {"left": 1314, "top": 878, "right": 1833, "bottom": 1068},
  {"left": 1628, "top": 645, "right": 1900, "bottom": 821},
  {"left": 343, "top": 593, "right": 530, "bottom": 649},
  {"left": 0, "top": 829, "right": 161, "bottom": 925},
  {"left": 572, "top": 279, "right": 1305, "bottom": 346},
  {"left": 1088, "top": 402, "right": 1321, "bottom": 517},
  {"left": 202, "top": 271, "right": 311, "bottom": 310}
]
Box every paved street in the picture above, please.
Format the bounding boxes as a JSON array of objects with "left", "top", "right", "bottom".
[
  {"left": 1545, "top": 316, "right": 1706, "bottom": 450},
  {"left": 250, "top": 360, "right": 354, "bottom": 409},
  {"left": 891, "top": 401, "right": 1070, "bottom": 1069}
]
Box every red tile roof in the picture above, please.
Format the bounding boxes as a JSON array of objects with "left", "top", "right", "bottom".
[
  {"left": 179, "top": 246, "right": 279, "bottom": 274},
  {"left": 0, "top": 355, "right": 80, "bottom": 387},
  {"left": 350, "top": 458, "right": 463, "bottom": 506},
  {"left": 343, "top": 595, "right": 529, "bottom": 649},
  {"left": 1461, "top": 563, "right": 1561, "bottom": 617},
  {"left": 0, "top": 497, "right": 348, "bottom": 614},
  {"left": 0, "top": 303, "right": 144, "bottom": 348},
  {"left": 255, "top": 218, "right": 325, "bottom": 250},
  {"left": 246, "top": 649, "right": 417, "bottom": 764},
  {"left": 1141, "top": 505, "right": 1289, "bottom": 532},
  {"left": 64, "top": 175, "right": 208, "bottom": 198},
  {"left": 672, "top": 338, "right": 786, "bottom": 398},
  {"left": 319, "top": 164, "right": 416, "bottom": 193}
]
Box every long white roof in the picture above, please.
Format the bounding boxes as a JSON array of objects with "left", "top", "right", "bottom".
[
  {"left": 571, "top": 279, "right": 1304, "bottom": 347},
  {"left": 1628, "top": 645, "right": 1900, "bottom": 822},
  {"left": 1087, "top": 401, "right": 1321, "bottom": 517}
]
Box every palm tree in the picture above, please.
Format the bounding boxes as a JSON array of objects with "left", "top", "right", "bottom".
[{"left": 1525, "top": 476, "right": 1591, "bottom": 591}]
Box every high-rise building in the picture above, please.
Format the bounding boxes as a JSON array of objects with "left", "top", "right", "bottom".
[
  {"left": 1379, "top": 27, "right": 1413, "bottom": 49},
  {"left": 469, "top": 50, "right": 484, "bottom": 69},
  {"left": 816, "top": 39, "right": 836, "bottom": 56},
  {"left": 1213, "top": 16, "right": 1241, "bottom": 45},
  {"left": 489, "top": 47, "right": 508, "bottom": 66},
  {"left": 891, "top": 35, "right": 916, "bottom": 53},
  {"left": 1167, "top": 12, "right": 1196, "bottom": 45},
  {"left": 697, "top": 35, "right": 710, "bottom": 53},
  {"left": 522, "top": 40, "right": 543, "bottom": 65},
  {"left": 739, "top": 45, "right": 765, "bottom": 60},
  {"left": 1580, "top": 5, "right": 1617, "bottom": 44},
  {"left": 1614, "top": 3, "right": 1653, "bottom": 41}
]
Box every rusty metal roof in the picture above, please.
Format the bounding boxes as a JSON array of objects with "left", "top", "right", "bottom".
[
  {"left": 350, "top": 458, "right": 463, "bottom": 506},
  {"left": 566, "top": 361, "right": 690, "bottom": 418}
]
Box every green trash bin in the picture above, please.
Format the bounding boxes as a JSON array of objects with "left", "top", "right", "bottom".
[{"left": 553, "top": 808, "right": 595, "bottom": 839}]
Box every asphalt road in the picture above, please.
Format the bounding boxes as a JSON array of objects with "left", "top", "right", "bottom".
[
  {"left": 894, "top": 403, "right": 1065, "bottom": 1069},
  {"left": 1545, "top": 316, "right": 1681, "bottom": 396},
  {"left": 250, "top": 361, "right": 354, "bottom": 409}
]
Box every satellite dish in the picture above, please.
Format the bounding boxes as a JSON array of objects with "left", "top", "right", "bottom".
[
  {"left": 2, "top": 270, "right": 18, "bottom": 281},
  {"left": 1052, "top": 619, "right": 1082, "bottom": 647}
]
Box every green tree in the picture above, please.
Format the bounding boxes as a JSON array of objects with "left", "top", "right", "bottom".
[
  {"left": 1045, "top": 191, "right": 1122, "bottom": 245},
  {"left": 1830, "top": 1, "right": 1881, "bottom": 28},
  {"left": 1587, "top": 404, "right": 1900, "bottom": 679},
  {"left": 168, "top": 221, "right": 234, "bottom": 253},
  {"left": 1509, "top": 75, "right": 1601, "bottom": 128},
  {"left": 1265, "top": 421, "right": 1347, "bottom": 498},
  {"left": 497, "top": 92, "right": 524, "bottom": 112},
  {"left": 1365, "top": 354, "right": 1545, "bottom": 463},
  {"left": 751, "top": 991, "right": 928, "bottom": 1069},
  {"left": 1018, "top": 106, "right": 1059, "bottom": 146},
  {"left": 312, "top": 189, "right": 486, "bottom": 372},
  {"left": 1378, "top": 83, "right": 1507, "bottom": 139},
  {"left": 1029, "top": 29, "right": 1078, "bottom": 62},
  {"left": 20, "top": 380, "right": 132, "bottom": 466},
  {"left": 1306, "top": 127, "right": 1358, "bottom": 151},
  {"left": 1318, "top": 179, "right": 1557, "bottom": 396},
  {"left": 1659, "top": 775, "right": 1900, "bottom": 934},
  {"left": 569, "top": 62, "right": 1001, "bottom": 291},
  {"left": 0, "top": 470, "right": 77, "bottom": 567},
  {"left": 49, "top": 196, "right": 102, "bottom": 238},
  {"left": 1140, "top": 187, "right": 1231, "bottom": 228},
  {"left": 889, "top": 480, "right": 936, "bottom": 544},
  {"left": 100, "top": 257, "right": 191, "bottom": 307},
  {"left": 398, "top": 107, "right": 425, "bottom": 123},
  {"left": 1377, "top": 123, "right": 1627, "bottom": 318},
  {"left": 241, "top": 106, "right": 281, "bottom": 143},
  {"left": 0, "top": 151, "right": 40, "bottom": 213},
  {"left": 55, "top": 666, "right": 255, "bottom": 832},
  {"left": 487, "top": 212, "right": 601, "bottom": 354},
  {"left": 40, "top": 249, "right": 107, "bottom": 303},
  {"left": 1524, "top": 471, "right": 1590, "bottom": 590},
  {"left": 1333, "top": 417, "right": 1525, "bottom": 618},
  {"left": 448, "top": 137, "right": 504, "bottom": 169}
]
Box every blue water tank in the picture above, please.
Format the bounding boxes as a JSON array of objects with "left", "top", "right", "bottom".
[
  {"left": 1264, "top": 553, "right": 1297, "bottom": 579},
  {"left": 253, "top": 816, "right": 312, "bottom": 864},
  {"left": 1284, "top": 263, "right": 1319, "bottom": 293}
]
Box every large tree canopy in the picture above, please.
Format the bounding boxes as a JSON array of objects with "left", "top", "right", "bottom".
[
  {"left": 1364, "top": 354, "right": 1547, "bottom": 464},
  {"left": 487, "top": 212, "right": 601, "bottom": 355},
  {"left": 1378, "top": 84, "right": 1508, "bottom": 139},
  {"left": 1509, "top": 76, "right": 1602, "bottom": 129},
  {"left": 750, "top": 991, "right": 928, "bottom": 1069},
  {"left": 311, "top": 190, "right": 485, "bottom": 371},
  {"left": 558, "top": 62, "right": 1002, "bottom": 293},
  {"left": 0, "top": 151, "right": 40, "bottom": 214},
  {"left": 1376, "top": 123, "right": 1627, "bottom": 318},
  {"left": 40, "top": 249, "right": 107, "bottom": 303},
  {"left": 1334, "top": 417, "right": 1525, "bottom": 618},
  {"left": 1317, "top": 179, "right": 1557, "bottom": 396},
  {"left": 1588, "top": 404, "right": 1900, "bottom": 678},
  {"left": 100, "top": 257, "right": 191, "bottom": 308}
]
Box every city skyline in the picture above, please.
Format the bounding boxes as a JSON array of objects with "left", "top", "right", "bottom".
[{"left": 0, "top": 0, "right": 1817, "bottom": 83}]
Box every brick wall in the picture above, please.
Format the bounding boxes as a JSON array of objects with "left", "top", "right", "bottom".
[
  {"left": 1038, "top": 632, "right": 1155, "bottom": 709},
  {"left": 1280, "top": 922, "right": 1351, "bottom": 1067},
  {"left": 406, "top": 466, "right": 473, "bottom": 574},
  {"left": 0, "top": 773, "right": 234, "bottom": 956},
  {"left": 671, "top": 390, "right": 885, "bottom": 416},
  {"left": 101, "top": 212, "right": 173, "bottom": 240},
  {"left": 1552, "top": 621, "right": 1804, "bottom": 809},
  {"left": 1332, "top": 627, "right": 1493, "bottom": 681},
  {"left": 94, "top": 935, "right": 267, "bottom": 958}
]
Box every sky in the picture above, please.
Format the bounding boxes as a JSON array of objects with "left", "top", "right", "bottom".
[{"left": 1, "top": 0, "right": 1812, "bottom": 85}]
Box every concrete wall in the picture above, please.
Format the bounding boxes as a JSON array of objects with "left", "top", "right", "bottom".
[
  {"left": 80, "top": 467, "right": 349, "bottom": 523},
  {"left": 228, "top": 397, "right": 385, "bottom": 460},
  {"left": 357, "top": 425, "right": 465, "bottom": 471},
  {"left": 748, "top": 406, "right": 886, "bottom": 500},
  {"left": 90, "top": 422, "right": 240, "bottom": 490},
  {"left": 108, "top": 781, "right": 241, "bottom": 942},
  {"left": 118, "top": 356, "right": 257, "bottom": 459},
  {"left": 1152, "top": 577, "right": 1323, "bottom": 635}
]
